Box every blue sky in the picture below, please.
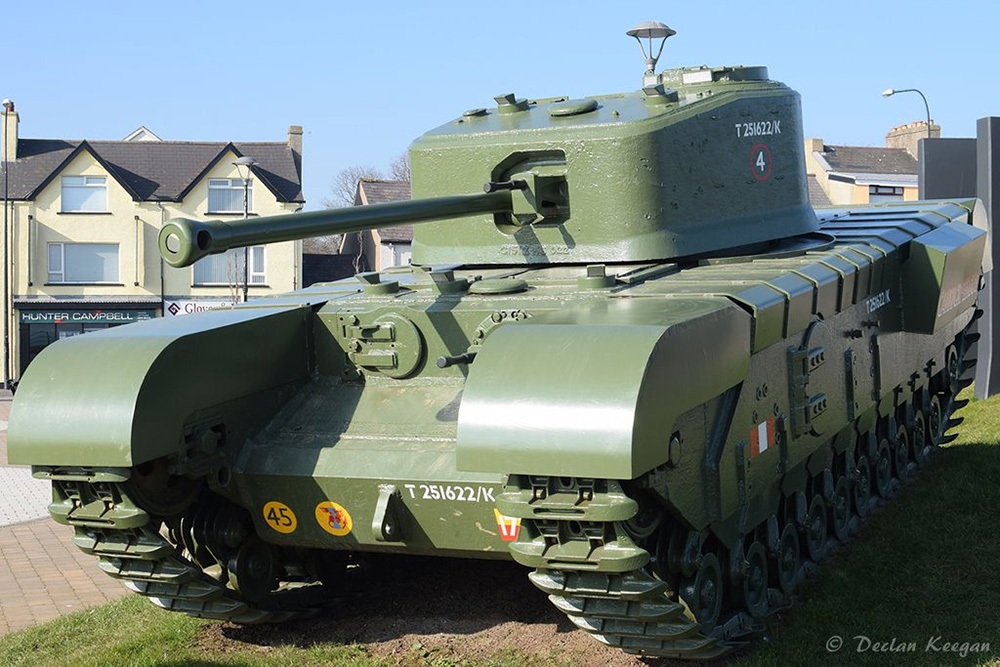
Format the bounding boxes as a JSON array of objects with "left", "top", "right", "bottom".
[{"left": 3, "top": 1, "right": 996, "bottom": 210}]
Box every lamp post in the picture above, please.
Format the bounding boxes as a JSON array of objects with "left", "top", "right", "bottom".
[
  {"left": 232, "top": 156, "right": 257, "bottom": 303},
  {"left": 1, "top": 99, "right": 12, "bottom": 390},
  {"left": 882, "top": 88, "right": 933, "bottom": 139}
]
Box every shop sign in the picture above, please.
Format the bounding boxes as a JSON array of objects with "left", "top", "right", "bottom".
[
  {"left": 164, "top": 299, "right": 237, "bottom": 316},
  {"left": 19, "top": 309, "right": 157, "bottom": 324}
]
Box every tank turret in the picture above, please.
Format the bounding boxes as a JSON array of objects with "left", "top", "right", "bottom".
[{"left": 161, "top": 26, "right": 815, "bottom": 269}]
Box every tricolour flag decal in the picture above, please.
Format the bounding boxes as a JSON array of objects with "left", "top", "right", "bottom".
[
  {"left": 750, "top": 418, "right": 776, "bottom": 458},
  {"left": 494, "top": 509, "right": 522, "bottom": 542}
]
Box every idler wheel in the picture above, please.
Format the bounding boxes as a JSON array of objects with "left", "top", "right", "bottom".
[
  {"left": 874, "top": 439, "right": 894, "bottom": 498},
  {"left": 911, "top": 409, "right": 930, "bottom": 465},
  {"left": 830, "top": 475, "right": 851, "bottom": 542},
  {"left": 928, "top": 395, "right": 945, "bottom": 447},
  {"left": 772, "top": 523, "right": 800, "bottom": 596},
  {"left": 945, "top": 346, "right": 961, "bottom": 393},
  {"left": 126, "top": 458, "right": 201, "bottom": 517},
  {"left": 734, "top": 542, "right": 769, "bottom": 618},
  {"left": 681, "top": 552, "right": 723, "bottom": 632},
  {"left": 624, "top": 503, "right": 662, "bottom": 541},
  {"left": 893, "top": 425, "right": 912, "bottom": 480},
  {"left": 853, "top": 455, "right": 872, "bottom": 518},
  {"left": 228, "top": 538, "right": 278, "bottom": 603},
  {"left": 803, "top": 495, "right": 828, "bottom": 562}
]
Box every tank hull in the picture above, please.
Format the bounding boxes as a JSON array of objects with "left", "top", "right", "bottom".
[{"left": 8, "top": 199, "right": 986, "bottom": 656}]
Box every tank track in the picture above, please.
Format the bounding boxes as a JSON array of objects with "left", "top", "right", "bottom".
[
  {"left": 498, "top": 319, "right": 978, "bottom": 660},
  {"left": 30, "top": 471, "right": 328, "bottom": 623}
]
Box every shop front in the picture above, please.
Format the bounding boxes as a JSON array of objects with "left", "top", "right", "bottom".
[{"left": 17, "top": 303, "right": 158, "bottom": 374}]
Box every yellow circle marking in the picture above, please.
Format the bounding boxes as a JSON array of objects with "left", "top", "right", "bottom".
[
  {"left": 262, "top": 501, "right": 297, "bottom": 534},
  {"left": 315, "top": 501, "right": 353, "bottom": 537}
]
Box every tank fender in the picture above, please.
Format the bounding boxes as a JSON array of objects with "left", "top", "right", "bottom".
[
  {"left": 902, "top": 221, "right": 986, "bottom": 334},
  {"left": 456, "top": 297, "right": 751, "bottom": 479},
  {"left": 9, "top": 306, "right": 313, "bottom": 468}
]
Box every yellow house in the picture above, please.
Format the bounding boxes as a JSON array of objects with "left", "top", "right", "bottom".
[
  {"left": 340, "top": 179, "right": 412, "bottom": 272},
  {"left": 804, "top": 122, "right": 939, "bottom": 206},
  {"left": 0, "top": 103, "right": 304, "bottom": 381}
]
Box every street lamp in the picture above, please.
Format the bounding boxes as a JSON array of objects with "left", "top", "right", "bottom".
[
  {"left": 882, "top": 88, "right": 933, "bottom": 139},
  {"left": 232, "top": 156, "right": 257, "bottom": 303},
  {"left": 2, "top": 99, "right": 12, "bottom": 390}
]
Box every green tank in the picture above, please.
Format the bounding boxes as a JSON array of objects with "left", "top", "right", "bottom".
[{"left": 8, "top": 23, "right": 989, "bottom": 659}]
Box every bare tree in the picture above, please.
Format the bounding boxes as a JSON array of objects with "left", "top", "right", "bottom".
[
  {"left": 313, "top": 164, "right": 385, "bottom": 254},
  {"left": 322, "top": 164, "right": 385, "bottom": 209},
  {"left": 389, "top": 152, "right": 410, "bottom": 182},
  {"left": 311, "top": 156, "right": 411, "bottom": 255}
]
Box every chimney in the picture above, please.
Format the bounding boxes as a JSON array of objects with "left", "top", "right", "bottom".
[
  {"left": 287, "top": 125, "right": 303, "bottom": 156},
  {"left": 1, "top": 99, "right": 17, "bottom": 162},
  {"left": 805, "top": 137, "right": 824, "bottom": 153},
  {"left": 886, "top": 121, "right": 940, "bottom": 158}
]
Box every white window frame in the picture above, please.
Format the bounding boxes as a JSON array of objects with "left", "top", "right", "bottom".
[
  {"left": 208, "top": 178, "right": 253, "bottom": 214},
  {"left": 47, "top": 242, "right": 120, "bottom": 284},
  {"left": 192, "top": 246, "right": 266, "bottom": 286},
  {"left": 868, "top": 185, "right": 904, "bottom": 204},
  {"left": 60, "top": 175, "right": 108, "bottom": 213}
]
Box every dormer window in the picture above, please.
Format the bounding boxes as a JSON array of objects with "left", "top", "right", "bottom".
[
  {"left": 208, "top": 178, "right": 252, "bottom": 214},
  {"left": 61, "top": 176, "right": 107, "bottom": 212}
]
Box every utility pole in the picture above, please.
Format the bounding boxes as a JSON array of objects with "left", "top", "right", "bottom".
[{"left": 2, "top": 99, "right": 13, "bottom": 390}]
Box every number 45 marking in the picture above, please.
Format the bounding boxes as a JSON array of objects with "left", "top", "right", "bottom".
[{"left": 751, "top": 143, "right": 772, "bottom": 181}]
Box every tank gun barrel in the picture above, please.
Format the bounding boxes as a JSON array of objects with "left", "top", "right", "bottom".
[{"left": 158, "top": 190, "right": 513, "bottom": 268}]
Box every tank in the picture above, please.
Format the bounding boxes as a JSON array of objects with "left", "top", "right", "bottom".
[{"left": 8, "top": 23, "right": 989, "bottom": 660}]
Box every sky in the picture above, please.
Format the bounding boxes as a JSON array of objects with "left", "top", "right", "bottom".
[{"left": 3, "top": 1, "right": 997, "bottom": 211}]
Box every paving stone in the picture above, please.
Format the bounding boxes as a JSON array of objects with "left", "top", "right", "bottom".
[
  {"left": 0, "top": 517, "right": 127, "bottom": 636},
  {"left": 0, "top": 468, "right": 50, "bottom": 526}
]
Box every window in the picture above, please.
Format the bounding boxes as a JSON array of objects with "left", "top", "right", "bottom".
[
  {"left": 47, "top": 243, "right": 119, "bottom": 283},
  {"left": 193, "top": 247, "right": 266, "bottom": 286},
  {"left": 208, "top": 179, "right": 252, "bottom": 213},
  {"left": 61, "top": 176, "right": 107, "bottom": 212},
  {"left": 868, "top": 185, "right": 904, "bottom": 204}
]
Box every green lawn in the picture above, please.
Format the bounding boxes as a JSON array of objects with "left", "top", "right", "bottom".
[{"left": 2, "top": 391, "right": 999, "bottom": 666}]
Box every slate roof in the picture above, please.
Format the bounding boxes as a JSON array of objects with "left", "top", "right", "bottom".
[
  {"left": 302, "top": 253, "right": 358, "bottom": 287},
  {"left": 355, "top": 179, "right": 412, "bottom": 243},
  {"left": 807, "top": 175, "right": 832, "bottom": 208},
  {"left": 4, "top": 138, "right": 303, "bottom": 203},
  {"left": 818, "top": 145, "right": 917, "bottom": 176}
]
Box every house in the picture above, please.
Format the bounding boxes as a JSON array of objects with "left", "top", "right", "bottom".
[
  {"left": 805, "top": 121, "right": 940, "bottom": 206},
  {"left": 0, "top": 101, "right": 305, "bottom": 380},
  {"left": 340, "top": 179, "right": 412, "bottom": 272}
]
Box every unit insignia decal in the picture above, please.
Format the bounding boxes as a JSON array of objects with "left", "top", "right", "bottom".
[
  {"left": 493, "top": 509, "right": 522, "bottom": 542},
  {"left": 750, "top": 418, "right": 776, "bottom": 458},
  {"left": 262, "top": 501, "right": 297, "bottom": 534},
  {"left": 315, "top": 501, "right": 353, "bottom": 536}
]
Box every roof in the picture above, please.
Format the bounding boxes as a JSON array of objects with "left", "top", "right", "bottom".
[
  {"left": 5, "top": 138, "right": 303, "bottom": 204},
  {"left": 355, "top": 179, "right": 412, "bottom": 243},
  {"left": 817, "top": 144, "right": 917, "bottom": 176},
  {"left": 807, "top": 175, "right": 832, "bottom": 207},
  {"left": 302, "top": 253, "right": 358, "bottom": 287}
]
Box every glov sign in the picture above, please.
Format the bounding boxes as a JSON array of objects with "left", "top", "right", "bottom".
[{"left": 164, "top": 299, "right": 237, "bottom": 317}]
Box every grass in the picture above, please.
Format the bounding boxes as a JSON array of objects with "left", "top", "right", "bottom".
[
  {"left": 738, "top": 388, "right": 1000, "bottom": 667},
  {"left": 2, "top": 390, "right": 1000, "bottom": 666}
]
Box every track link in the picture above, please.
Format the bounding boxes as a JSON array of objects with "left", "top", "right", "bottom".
[
  {"left": 30, "top": 474, "right": 326, "bottom": 623},
  {"left": 498, "top": 322, "right": 976, "bottom": 660}
]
